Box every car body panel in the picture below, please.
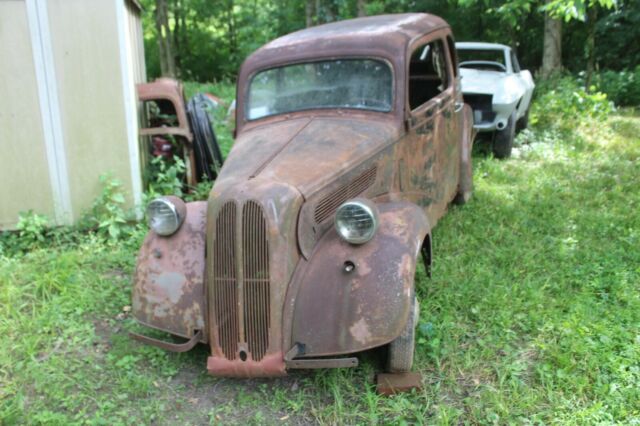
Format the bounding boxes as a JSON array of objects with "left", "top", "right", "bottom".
[
  {"left": 132, "top": 201, "right": 208, "bottom": 341},
  {"left": 288, "top": 202, "right": 430, "bottom": 357}
]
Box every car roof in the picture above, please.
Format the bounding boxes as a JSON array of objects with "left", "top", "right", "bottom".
[
  {"left": 456, "top": 42, "right": 510, "bottom": 51},
  {"left": 244, "top": 13, "right": 449, "bottom": 69}
]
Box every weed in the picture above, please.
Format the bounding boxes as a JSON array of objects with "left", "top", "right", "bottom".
[{"left": 80, "top": 174, "right": 133, "bottom": 241}]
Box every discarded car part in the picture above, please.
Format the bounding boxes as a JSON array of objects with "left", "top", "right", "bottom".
[
  {"left": 152, "top": 136, "right": 174, "bottom": 158},
  {"left": 146, "top": 196, "right": 186, "bottom": 236},
  {"left": 187, "top": 93, "right": 224, "bottom": 180},
  {"left": 132, "top": 13, "right": 474, "bottom": 379},
  {"left": 456, "top": 42, "right": 535, "bottom": 158},
  {"left": 376, "top": 372, "right": 424, "bottom": 395},
  {"left": 138, "top": 78, "right": 198, "bottom": 186},
  {"left": 130, "top": 329, "right": 203, "bottom": 352},
  {"left": 132, "top": 201, "right": 208, "bottom": 342}
]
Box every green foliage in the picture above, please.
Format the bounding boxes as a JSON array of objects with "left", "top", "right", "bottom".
[
  {"left": 543, "top": 0, "right": 617, "bottom": 21},
  {"left": 80, "top": 174, "right": 133, "bottom": 241},
  {"left": 184, "top": 179, "right": 214, "bottom": 202},
  {"left": 15, "top": 210, "right": 49, "bottom": 247},
  {"left": 595, "top": 2, "right": 640, "bottom": 71},
  {"left": 145, "top": 156, "right": 186, "bottom": 199},
  {"left": 592, "top": 66, "right": 640, "bottom": 106},
  {"left": 531, "top": 75, "right": 613, "bottom": 131}
]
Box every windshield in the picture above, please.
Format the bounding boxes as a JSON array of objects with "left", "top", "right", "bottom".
[{"left": 246, "top": 59, "right": 393, "bottom": 120}]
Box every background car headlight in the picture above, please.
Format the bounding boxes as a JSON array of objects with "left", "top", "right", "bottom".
[
  {"left": 146, "top": 196, "right": 186, "bottom": 236},
  {"left": 335, "top": 199, "right": 379, "bottom": 244}
]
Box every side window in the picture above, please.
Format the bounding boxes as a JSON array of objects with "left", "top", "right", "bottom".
[
  {"left": 409, "top": 39, "right": 450, "bottom": 110},
  {"left": 510, "top": 51, "right": 521, "bottom": 73},
  {"left": 446, "top": 35, "right": 458, "bottom": 77}
]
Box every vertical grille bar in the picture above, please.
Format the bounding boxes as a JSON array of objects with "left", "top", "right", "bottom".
[
  {"left": 242, "top": 200, "right": 270, "bottom": 361},
  {"left": 212, "top": 202, "right": 239, "bottom": 359}
]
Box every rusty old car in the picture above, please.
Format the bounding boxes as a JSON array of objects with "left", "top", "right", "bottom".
[{"left": 131, "top": 13, "right": 474, "bottom": 377}]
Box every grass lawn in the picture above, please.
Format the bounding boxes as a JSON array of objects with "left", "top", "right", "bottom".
[{"left": 1, "top": 87, "right": 638, "bottom": 424}]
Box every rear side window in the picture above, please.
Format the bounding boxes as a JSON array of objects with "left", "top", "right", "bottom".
[
  {"left": 408, "top": 39, "right": 451, "bottom": 110},
  {"left": 511, "top": 51, "right": 521, "bottom": 73}
]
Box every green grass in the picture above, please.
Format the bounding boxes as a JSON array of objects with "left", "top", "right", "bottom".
[{"left": 1, "top": 88, "right": 639, "bottom": 423}]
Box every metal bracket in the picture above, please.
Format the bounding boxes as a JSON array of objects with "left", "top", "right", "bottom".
[
  {"left": 130, "top": 329, "right": 203, "bottom": 352},
  {"left": 284, "top": 342, "right": 358, "bottom": 369},
  {"left": 286, "top": 357, "right": 359, "bottom": 369}
]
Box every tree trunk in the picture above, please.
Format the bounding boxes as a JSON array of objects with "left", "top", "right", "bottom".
[
  {"left": 173, "top": 0, "right": 182, "bottom": 71},
  {"left": 585, "top": 6, "right": 598, "bottom": 89},
  {"left": 541, "top": 6, "right": 562, "bottom": 78},
  {"left": 155, "top": 0, "right": 177, "bottom": 77},
  {"left": 226, "top": 0, "right": 237, "bottom": 63},
  {"left": 357, "top": 0, "right": 366, "bottom": 17},
  {"left": 305, "top": 0, "right": 314, "bottom": 27}
]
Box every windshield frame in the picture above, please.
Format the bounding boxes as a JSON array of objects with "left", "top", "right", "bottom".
[{"left": 243, "top": 56, "right": 396, "bottom": 122}]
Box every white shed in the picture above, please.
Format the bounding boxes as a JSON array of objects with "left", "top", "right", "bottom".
[{"left": 0, "top": 0, "right": 146, "bottom": 229}]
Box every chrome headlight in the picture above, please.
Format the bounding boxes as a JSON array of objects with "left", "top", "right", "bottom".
[
  {"left": 146, "top": 196, "right": 186, "bottom": 236},
  {"left": 335, "top": 199, "right": 379, "bottom": 244}
]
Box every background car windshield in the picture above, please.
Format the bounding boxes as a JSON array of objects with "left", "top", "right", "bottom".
[
  {"left": 247, "top": 59, "right": 393, "bottom": 120},
  {"left": 458, "top": 49, "right": 506, "bottom": 67}
]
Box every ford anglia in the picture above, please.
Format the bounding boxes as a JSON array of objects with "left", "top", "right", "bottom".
[{"left": 131, "top": 13, "right": 474, "bottom": 377}]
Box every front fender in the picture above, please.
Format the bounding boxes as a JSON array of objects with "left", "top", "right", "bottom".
[
  {"left": 132, "top": 201, "right": 207, "bottom": 342},
  {"left": 288, "top": 201, "right": 430, "bottom": 357}
]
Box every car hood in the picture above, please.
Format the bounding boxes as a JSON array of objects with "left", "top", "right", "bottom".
[
  {"left": 460, "top": 68, "right": 525, "bottom": 104},
  {"left": 213, "top": 116, "right": 400, "bottom": 198}
]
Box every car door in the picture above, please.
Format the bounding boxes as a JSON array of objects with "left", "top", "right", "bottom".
[{"left": 401, "top": 35, "right": 457, "bottom": 224}]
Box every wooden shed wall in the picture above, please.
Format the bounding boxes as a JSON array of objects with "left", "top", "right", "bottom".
[{"left": 0, "top": 0, "right": 145, "bottom": 230}]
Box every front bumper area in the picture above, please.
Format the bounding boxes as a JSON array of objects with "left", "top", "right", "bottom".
[{"left": 207, "top": 351, "right": 286, "bottom": 377}]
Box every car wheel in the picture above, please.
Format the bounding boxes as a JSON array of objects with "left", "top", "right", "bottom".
[
  {"left": 387, "top": 294, "right": 419, "bottom": 373},
  {"left": 516, "top": 107, "right": 530, "bottom": 133},
  {"left": 493, "top": 111, "right": 516, "bottom": 159}
]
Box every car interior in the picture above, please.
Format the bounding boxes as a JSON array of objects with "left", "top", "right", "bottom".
[{"left": 409, "top": 39, "right": 449, "bottom": 110}]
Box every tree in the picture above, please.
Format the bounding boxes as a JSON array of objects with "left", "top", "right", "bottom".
[
  {"left": 155, "top": 0, "right": 177, "bottom": 77},
  {"left": 543, "top": 0, "right": 617, "bottom": 81},
  {"left": 357, "top": 0, "right": 367, "bottom": 17},
  {"left": 542, "top": 2, "right": 562, "bottom": 77}
]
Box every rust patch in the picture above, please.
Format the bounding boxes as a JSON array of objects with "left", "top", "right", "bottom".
[{"left": 350, "top": 318, "right": 372, "bottom": 345}]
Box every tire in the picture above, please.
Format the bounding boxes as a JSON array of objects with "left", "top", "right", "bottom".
[
  {"left": 187, "top": 94, "right": 225, "bottom": 181},
  {"left": 387, "top": 295, "right": 419, "bottom": 373},
  {"left": 493, "top": 111, "right": 516, "bottom": 159},
  {"left": 516, "top": 107, "right": 530, "bottom": 133}
]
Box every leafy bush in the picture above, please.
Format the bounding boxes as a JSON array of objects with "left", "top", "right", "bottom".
[
  {"left": 145, "top": 156, "right": 186, "bottom": 199},
  {"left": 15, "top": 210, "right": 49, "bottom": 246},
  {"left": 592, "top": 66, "right": 640, "bottom": 107},
  {"left": 531, "top": 76, "right": 613, "bottom": 132},
  {"left": 79, "top": 174, "right": 134, "bottom": 241}
]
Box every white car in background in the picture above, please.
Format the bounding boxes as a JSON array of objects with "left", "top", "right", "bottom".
[{"left": 456, "top": 42, "right": 535, "bottom": 158}]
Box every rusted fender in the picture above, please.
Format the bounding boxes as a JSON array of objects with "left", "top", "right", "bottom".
[
  {"left": 132, "top": 201, "right": 207, "bottom": 342},
  {"left": 287, "top": 201, "right": 430, "bottom": 357}
]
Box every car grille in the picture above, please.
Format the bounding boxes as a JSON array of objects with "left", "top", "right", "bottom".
[{"left": 211, "top": 200, "right": 271, "bottom": 361}]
